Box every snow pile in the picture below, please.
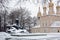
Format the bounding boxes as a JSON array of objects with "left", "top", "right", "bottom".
[
  {"left": 0, "top": 32, "right": 11, "bottom": 40},
  {"left": 10, "top": 33, "right": 60, "bottom": 40},
  {"left": 0, "top": 32, "right": 60, "bottom": 40}
]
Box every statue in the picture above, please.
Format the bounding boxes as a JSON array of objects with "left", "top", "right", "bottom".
[{"left": 15, "top": 18, "right": 19, "bottom": 26}]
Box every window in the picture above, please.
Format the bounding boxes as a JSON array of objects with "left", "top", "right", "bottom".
[
  {"left": 44, "top": 28, "right": 48, "bottom": 33},
  {"left": 38, "top": 17, "right": 40, "bottom": 19},
  {"left": 42, "top": 23, "right": 44, "bottom": 27},
  {"left": 44, "top": 22, "right": 47, "bottom": 27},
  {"left": 58, "top": 30, "right": 59, "bottom": 32}
]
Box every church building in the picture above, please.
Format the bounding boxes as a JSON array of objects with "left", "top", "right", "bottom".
[{"left": 31, "top": 0, "right": 60, "bottom": 33}]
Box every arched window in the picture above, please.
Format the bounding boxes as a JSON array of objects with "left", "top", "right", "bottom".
[
  {"left": 58, "top": 30, "right": 59, "bottom": 32},
  {"left": 38, "top": 17, "right": 40, "bottom": 19}
]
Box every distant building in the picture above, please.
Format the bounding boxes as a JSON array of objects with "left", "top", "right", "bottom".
[{"left": 31, "top": 0, "right": 60, "bottom": 33}]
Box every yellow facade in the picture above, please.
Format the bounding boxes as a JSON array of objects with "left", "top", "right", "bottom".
[
  {"left": 31, "top": 0, "right": 60, "bottom": 33},
  {"left": 31, "top": 27, "right": 60, "bottom": 33}
]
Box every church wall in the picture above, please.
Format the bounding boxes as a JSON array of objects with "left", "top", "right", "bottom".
[
  {"left": 40, "top": 16, "right": 60, "bottom": 27},
  {"left": 31, "top": 27, "right": 60, "bottom": 33},
  {"left": 36, "top": 0, "right": 60, "bottom": 33},
  {"left": 56, "top": 6, "right": 60, "bottom": 16}
]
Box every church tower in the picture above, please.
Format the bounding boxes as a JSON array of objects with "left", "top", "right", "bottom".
[
  {"left": 56, "top": 0, "right": 60, "bottom": 16},
  {"left": 48, "top": 0, "right": 54, "bottom": 15},
  {"left": 37, "top": 6, "right": 42, "bottom": 27},
  {"left": 43, "top": 0, "right": 47, "bottom": 16},
  {"left": 37, "top": 6, "right": 42, "bottom": 19}
]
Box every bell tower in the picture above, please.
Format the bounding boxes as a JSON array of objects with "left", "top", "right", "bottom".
[
  {"left": 48, "top": 0, "right": 54, "bottom": 15},
  {"left": 37, "top": 6, "right": 42, "bottom": 27},
  {"left": 56, "top": 0, "right": 60, "bottom": 16},
  {"left": 43, "top": 0, "right": 47, "bottom": 16},
  {"left": 37, "top": 6, "right": 42, "bottom": 20}
]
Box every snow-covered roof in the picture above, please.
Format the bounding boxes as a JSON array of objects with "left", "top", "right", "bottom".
[{"left": 51, "top": 21, "right": 60, "bottom": 27}]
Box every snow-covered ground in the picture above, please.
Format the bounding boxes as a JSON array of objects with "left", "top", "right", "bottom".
[
  {"left": 0, "top": 32, "right": 60, "bottom": 40},
  {"left": 0, "top": 32, "right": 11, "bottom": 40}
]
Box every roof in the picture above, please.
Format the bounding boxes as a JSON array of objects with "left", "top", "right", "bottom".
[{"left": 51, "top": 21, "right": 60, "bottom": 27}]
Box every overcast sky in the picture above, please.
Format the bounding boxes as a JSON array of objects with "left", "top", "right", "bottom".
[
  {"left": 5, "top": 0, "right": 59, "bottom": 17},
  {"left": 25, "top": 0, "right": 58, "bottom": 17}
]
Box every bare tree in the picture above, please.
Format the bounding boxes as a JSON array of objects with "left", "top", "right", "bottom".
[
  {"left": 25, "top": 16, "right": 33, "bottom": 33},
  {"left": 32, "top": 17, "right": 37, "bottom": 26},
  {"left": 8, "top": 7, "right": 32, "bottom": 29},
  {"left": 0, "top": 16, "right": 1, "bottom": 31},
  {"left": 0, "top": 0, "right": 9, "bottom": 31},
  {"left": 8, "top": 7, "right": 38, "bottom": 33}
]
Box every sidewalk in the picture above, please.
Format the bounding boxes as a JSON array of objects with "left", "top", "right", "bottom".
[
  {"left": 0, "top": 32, "right": 60, "bottom": 40},
  {"left": 0, "top": 32, "right": 10, "bottom": 40}
]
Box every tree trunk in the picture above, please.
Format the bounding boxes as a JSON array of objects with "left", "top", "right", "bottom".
[
  {"left": 29, "top": 26, "right": 31, "bottom": 33},
  {"left": 0, "top": 16, "right": 1, "bottom": 32},
  {"left": 4, "top": 12, "right": 6, "bottom": 32}
]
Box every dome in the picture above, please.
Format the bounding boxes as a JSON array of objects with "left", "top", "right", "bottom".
[{"left": 49, "top": 0, "right": 54, "bottom": 7}]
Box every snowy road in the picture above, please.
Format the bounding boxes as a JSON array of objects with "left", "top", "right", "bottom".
[{"left": 0, "top": 32, "right": 60, "bottom": 40}]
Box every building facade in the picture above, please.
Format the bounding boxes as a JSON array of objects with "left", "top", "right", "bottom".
[{"left": 31, "top": 0, "right": 60, "bottom": 33}]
